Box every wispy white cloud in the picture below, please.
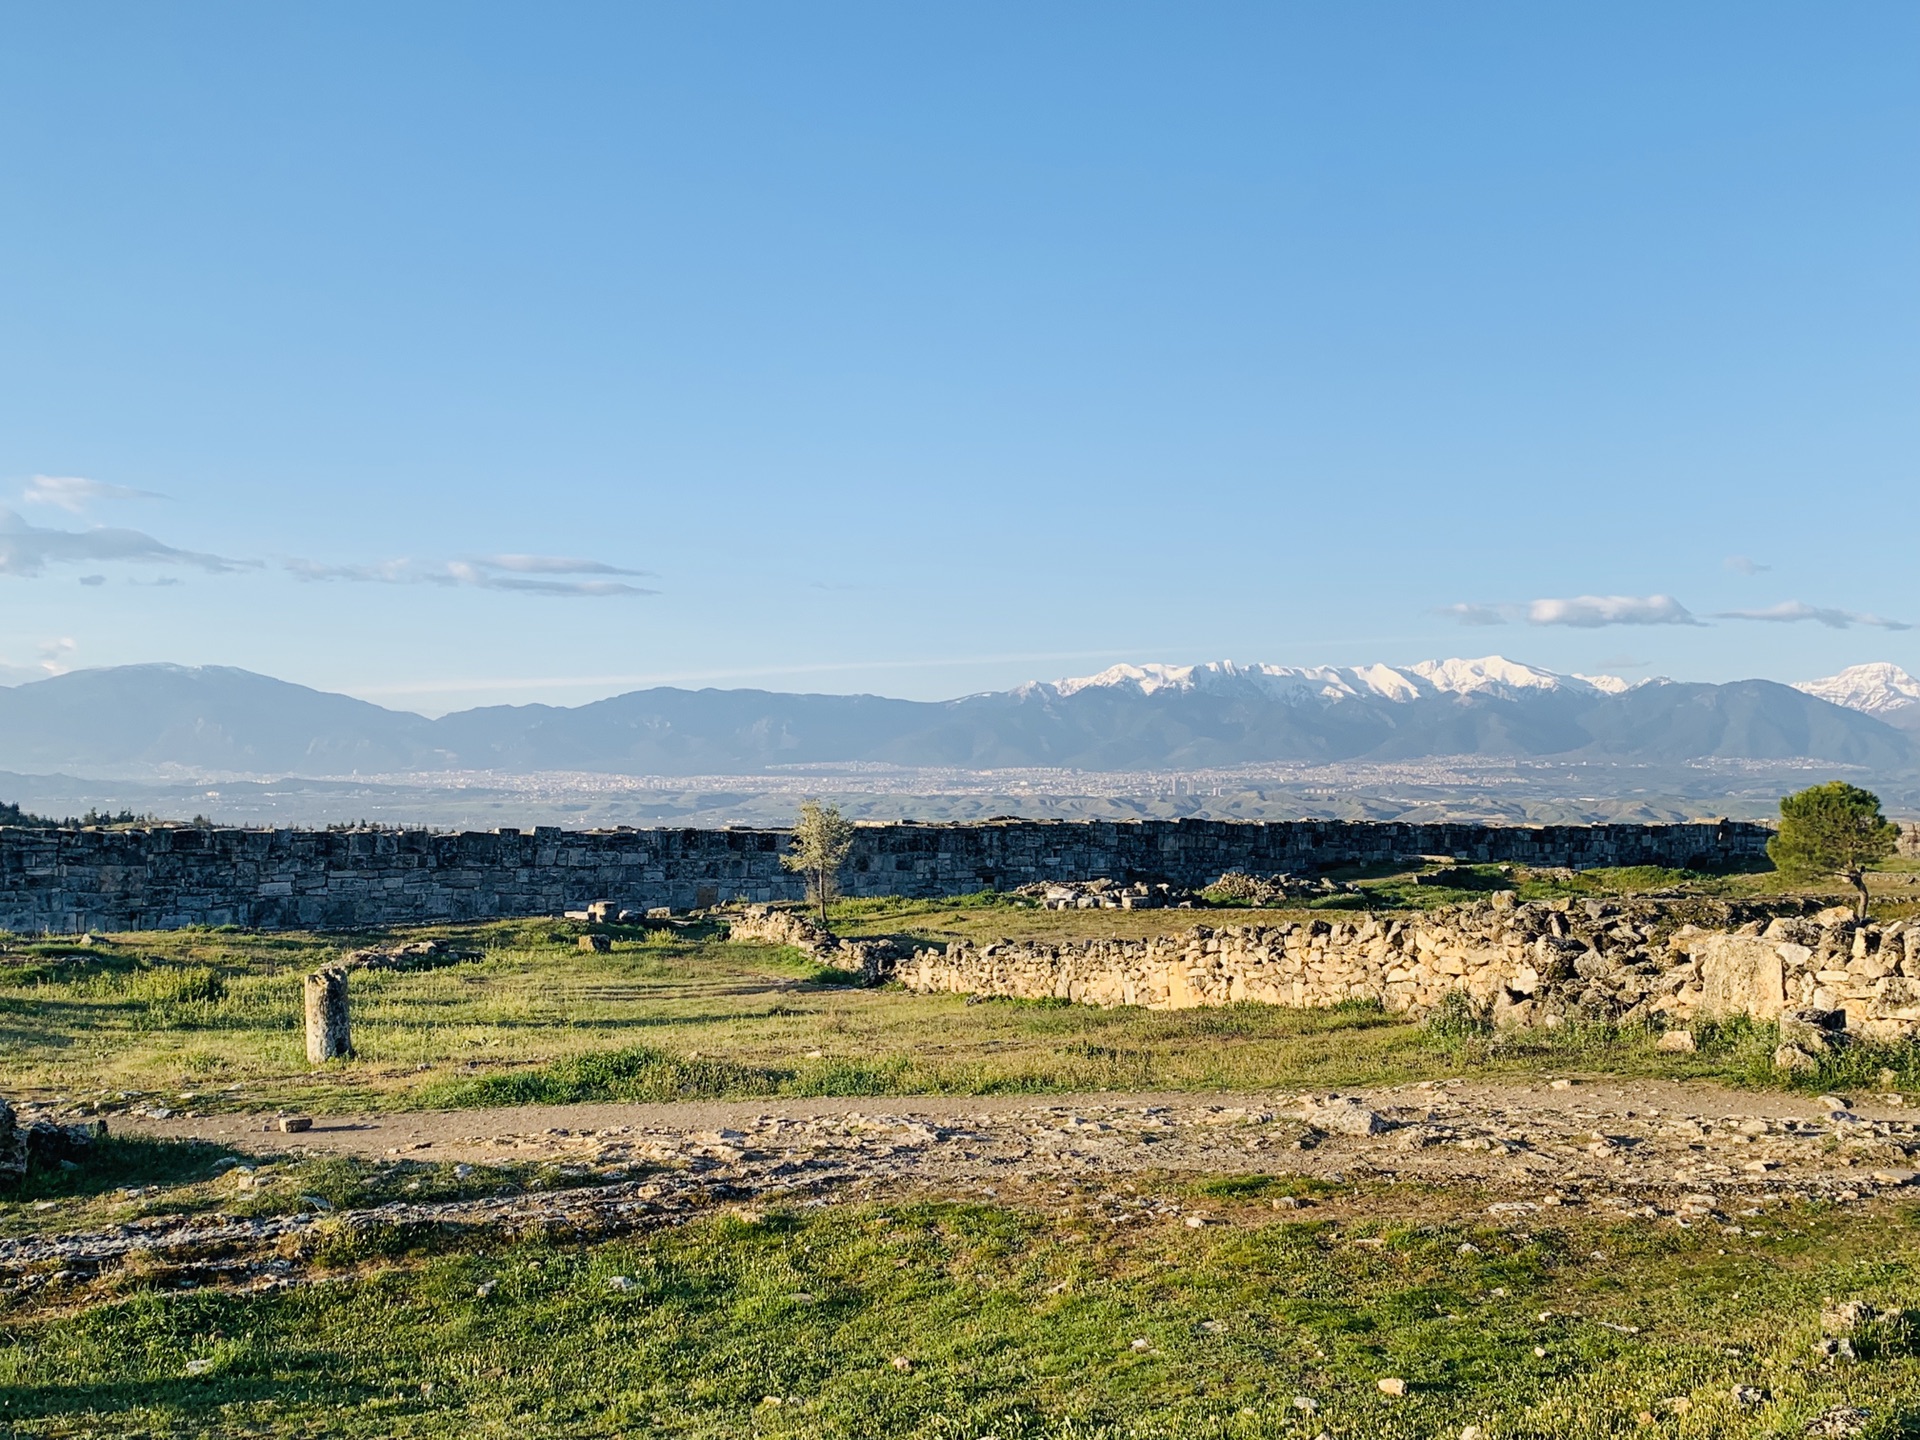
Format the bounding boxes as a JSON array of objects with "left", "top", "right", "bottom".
[
  {"left": 1435, "top": 603, "right": 1509, "bottom": 626},
  {"left": 0, "top": 508, "right": 246, "bottom": 577},
  {"left": 1714, "top": 600, "right": 1911, "bottom": 631},
  {"left": 472, "top": 554, "right": 648, "bottom": 577},
  {"left": 1724, "top": 555, "right": 1771, "bottom": 576},
  {"left": 285, "top": 559, "right": 417, "bottom": 584},
  {"left": 0, "top": 637, "right": 76, "bottom": 683},
  {"left": 1441, "top": 594, "right": 1703, "bottom": 628},
  {"left": 22, "top": 475, "right": 165, "bottom": 512},
  {"left": 286, "top": 554, "right": 655, "bottom": 597},
  {"left": 1528, "top": 594, "right": 1701, "bottom": 627}
]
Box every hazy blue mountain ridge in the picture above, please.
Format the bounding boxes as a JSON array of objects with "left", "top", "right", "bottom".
[{"left": 0, "top": 660, "right": 1910, "bottom": 779}]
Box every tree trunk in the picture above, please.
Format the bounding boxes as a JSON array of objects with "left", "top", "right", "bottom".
[{"left": 304, "top": 967, "right": 353, "bottom": 1063}]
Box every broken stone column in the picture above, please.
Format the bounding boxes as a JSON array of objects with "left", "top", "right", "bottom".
[{"left": 304, "top": 966, "right": 353, "bottom": 1063}]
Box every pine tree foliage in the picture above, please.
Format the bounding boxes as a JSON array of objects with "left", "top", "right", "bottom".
[{"left": 1768, "top": 781, "right": 1899, "bottom": 919}]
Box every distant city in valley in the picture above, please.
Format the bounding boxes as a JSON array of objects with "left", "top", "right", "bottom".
[{"left": 0, "top": 655, "right": 1914, "bottom": 827}]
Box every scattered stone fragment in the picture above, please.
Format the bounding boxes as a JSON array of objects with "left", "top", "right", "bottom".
[
  {"left": 1821, "top": 1300, "right": 1881, "bottom": 1336},
  {"left": 278, "top": 1116, "right": 313, "bottom": 1134},
  {"left": 1774, "top": 1046, "right": 1820, "bottom": 1075},
  {"left": 1377, "top": 1377, "right": 1407, "bottom": 1397},
  {"left": 1805, "top": 1406, "right": 1872, "bottom": 1437},
  {"left": 1305, "top": 1096, "right": 1390, "bottom": 1136}
]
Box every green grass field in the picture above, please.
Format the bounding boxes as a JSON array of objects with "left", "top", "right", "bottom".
[
  {"left": 9, "top": 863, "right": 1920, "bottom": 1437},
  {"left": 5, "top": 913, "right": 1917, "bottom": 1119},
  {"left": 4, "top": 861, "right": 1920, "bottom": 1116},
  {"left": 5, "top": 1188, "right": 1920, "bottom": 1438}
]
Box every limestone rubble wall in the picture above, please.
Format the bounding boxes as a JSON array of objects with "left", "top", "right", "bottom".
[
  {"left": 723, "top": 905, "right": 898, "bottom": 982},
  {"left": 895, "top": 898, "right": 1920, "bottom": 1042},
  {"left": 0, "top": 817, "right": 1769, "bottom": 935}
]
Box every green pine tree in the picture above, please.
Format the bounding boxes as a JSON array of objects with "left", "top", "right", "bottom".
[{"left": 1768, "top": 782, "right": 1899, "bottom": 920}]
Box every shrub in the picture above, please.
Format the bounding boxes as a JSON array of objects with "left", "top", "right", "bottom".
[{"left": 1424, "top": 989, "right": 1492, "bottom": 1043}]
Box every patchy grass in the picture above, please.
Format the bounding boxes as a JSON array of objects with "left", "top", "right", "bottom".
[
  {"left": 419, "top": 1043, "right": 783, "bottom": 1107},
  {"left": 11, "top": 911, "right": 1920, "bottom": 1115},
  {"left": 0, "top": 1135, "right": 599, "bottom": 1242},
  {"left": 7, "top": 1196, "right": 1920, "bottom": 1436}
]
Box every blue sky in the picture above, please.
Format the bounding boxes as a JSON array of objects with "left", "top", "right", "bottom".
[{"left": 1, "top": 3, "right": 1915, "bottom": 714}]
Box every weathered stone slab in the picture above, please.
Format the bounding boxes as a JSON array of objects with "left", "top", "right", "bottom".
[{"left": 1692, "top": 935, "right": 1788, "bottom": 1021}]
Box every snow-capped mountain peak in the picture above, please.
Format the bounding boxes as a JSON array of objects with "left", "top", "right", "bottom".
[
  {"left": 1043, "top": 656, "right": 1627, "bottom": 704},
  {"left": 1407, "top": 655, "right": 1575, "bottom": 696},
  {"left": 1795, "top": 663, "right": 1920, "bottom": 717}
]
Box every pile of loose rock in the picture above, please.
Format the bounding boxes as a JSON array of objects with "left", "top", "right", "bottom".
[
  {"left": 1012, "top": 871, "right": 1353, "bottom": 911},
  {"left": 337, "top": 938, "right": 482, "bottom": 973},
  {"left": 1203, "top": 870, "right": 1352, "bottom": 904},
  {"left": 1016, "top": 879, "right": 1190, "bottom": 910}
]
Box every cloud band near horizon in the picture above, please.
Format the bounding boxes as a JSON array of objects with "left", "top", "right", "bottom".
[
  {"left": 1444, "top": 593, "right": 1911, "bottom": 630},
  {"left": 286, "top": 554, "right": 656, "bottom": 597}
]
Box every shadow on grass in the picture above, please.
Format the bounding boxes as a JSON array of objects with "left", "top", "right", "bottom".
[
  {"left": 2, "top": 1134, "right": 243, "bottom": 1203},
  {"left": 0, "top": 1376, "right": 338, "bottom": 1426}
]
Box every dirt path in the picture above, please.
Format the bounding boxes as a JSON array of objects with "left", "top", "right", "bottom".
[
  {"left": 117, "top": 1076, "right": 1920, "bottom": 1198},
  {"left": 4, "top": 1077, "right": 1913, "bottom": 1279}
]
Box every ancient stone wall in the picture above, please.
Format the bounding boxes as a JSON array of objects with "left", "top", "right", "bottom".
[
  {"left": 0, "top": 817, "right": 1769, "bottom": 935},
  {"left": 723, "top": 905, "right": 899, "bottom": 983},
  {"left": 896, "top": 898, "right": 1920, "bottom": 1042}
]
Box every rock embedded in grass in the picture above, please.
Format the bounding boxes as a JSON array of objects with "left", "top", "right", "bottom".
[{"left": 1301, "top": 1096, "right": 1390, "bottom": 1135}]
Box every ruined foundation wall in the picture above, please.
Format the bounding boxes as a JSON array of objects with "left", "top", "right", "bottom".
[
  {"left": 0, "top": 817, "right": 1769, "bottom": 934},
  {"left": 896, "top": 900, "right": 1920, "bottom": 1041}
]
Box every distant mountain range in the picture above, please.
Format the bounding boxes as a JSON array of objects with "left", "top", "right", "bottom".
[
  {"left": 0, "top": 656, "right": 1914, "bottom": 780},
  {"left": 1794, "top": 663, "right": 1920, "bottom": 731}
]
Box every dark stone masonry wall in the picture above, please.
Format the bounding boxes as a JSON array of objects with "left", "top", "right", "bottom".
[{"left": 0, "top": 818, "right": 1772, "bottom": 934}]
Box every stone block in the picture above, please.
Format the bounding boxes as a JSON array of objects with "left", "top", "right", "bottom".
[{"left": 1692, "top": 935, "right": 1787, "bottom": 1021}]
